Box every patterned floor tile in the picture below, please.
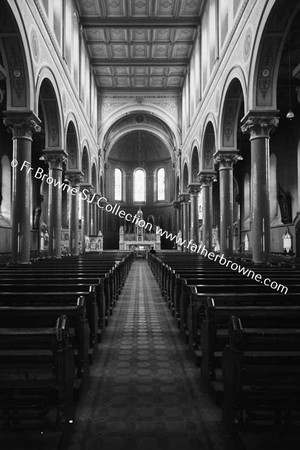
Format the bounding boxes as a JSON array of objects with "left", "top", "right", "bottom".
[{"left": 68, "top": 260, "right": 226, "bottom": 450}]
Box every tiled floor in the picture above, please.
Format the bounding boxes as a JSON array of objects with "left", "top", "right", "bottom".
[{"left": 69, "top": 259, "right": 226, "bottom": 450}]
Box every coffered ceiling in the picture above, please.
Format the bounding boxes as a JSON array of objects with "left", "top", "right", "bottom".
[{"left": 76, "top": 0, "right": 203, "bottom": 91}]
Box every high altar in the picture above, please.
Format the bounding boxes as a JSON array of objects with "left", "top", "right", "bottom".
[{"left": 119, "top": 208, "right": 161, "bottom": 251}]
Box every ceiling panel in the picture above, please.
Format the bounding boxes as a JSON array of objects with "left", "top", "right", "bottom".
[
  {"left": 77, "top": 0, "right": 203, "bottom": 91},
  {"left": 115, "top": 76, "right": 131, "bottom": 87},
  {"left": 115, "top": 66, "right": 130, "bottom": 75},
  {"left": 105, "top": 0, "right": 126, "bottom": 17},
  {"left": 131, "top": 0, "right": 150, "bottom": 17},
  {"left": 153, "top": 28, "right": 172, "bottom": 42},
  {"left": 152, "top": 44, "right": 169, "bottom": 58},
  {"left": 132, "top": 44, "right": 149, "bottom": 58},
  {"left": 89, "top": 43, "right": 109, "bottom": 58},
  {"left": 111, "top": 43, "right": 129, "bottom": 58},
  {"left": 156, "top": 0, "right": 176, "bottom": 17},
  {"left": 109, "top": 29, "right": 127, "bottom": 41}
]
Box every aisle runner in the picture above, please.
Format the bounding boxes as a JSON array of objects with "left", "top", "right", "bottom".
[{"left": 69, "top": 260, "right": 225, "bottom": 450}]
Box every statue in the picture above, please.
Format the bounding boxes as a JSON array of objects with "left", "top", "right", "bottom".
[{"left": 134, "top": 207, "right": 144, "bottom": 239}]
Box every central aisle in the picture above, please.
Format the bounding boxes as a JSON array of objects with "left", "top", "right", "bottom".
[{"left": 69, "top": 259, "right": 226, "bottom": 450}]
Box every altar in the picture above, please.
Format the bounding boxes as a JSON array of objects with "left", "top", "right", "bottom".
[{"left": 119, "top": 208, "right": 161, "bottom": 251}]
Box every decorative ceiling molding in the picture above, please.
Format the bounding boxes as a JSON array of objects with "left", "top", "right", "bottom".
[{"left": 77, "top": 0, "right": 203, "bottom": 91}]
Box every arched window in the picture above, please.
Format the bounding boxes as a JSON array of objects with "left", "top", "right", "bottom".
[
  {"left": 114, "top": 168, "right": 122, "bottom": 201},
  {"left": 0, "top": 155, "right": 11, "bottom": 220},
  {"left": 157, "top": 168, "right": 165, "bottom": 201},
  {"left": 134, "top": 168, "right": 146, "bottom": 202}
]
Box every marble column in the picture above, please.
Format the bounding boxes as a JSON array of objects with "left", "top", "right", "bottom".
[
  {"left": 65, "top": 171, "right": 83, "bottom": 255},
  {"left": 241, "top": 112, "right": 279, "bottom": 264},
  {"left": 94, "top": 194, "right": 100, "bottom": 234},
  {"left": 80, "top": 183, "right": 93, "bottom": 250},
  {"left": 90, "top": 189, "right": 96, "bottom": 235},
  {"left": 4, "top": 113, "right": 41, "bottom": 264},
  {"left": 188, "top": 183, "right": 200, "bottom": 247},
  {"left": 179, "top": 194, "right": 190, "bottom": 251},
  {"left": 173, "top": 200, "right": 181, "bottom": 235},
  {"left": 199, "top": 172, "right": 216, "bottom": 252},
  {"left": 42, "top": 149, "right": 68, "bottom": 258},
  {"left": 214, "top": 150, "right": 242, "bottom": 257}
]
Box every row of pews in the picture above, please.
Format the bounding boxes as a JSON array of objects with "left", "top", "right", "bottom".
[
  {"left": 148, "top": 251, "right": 300, "bottom": 449},
  {"left": 0, "top": 251, "right": 133, "bottom": 448}
]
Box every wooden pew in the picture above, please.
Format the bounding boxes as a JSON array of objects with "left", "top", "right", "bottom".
[
  {"left": 222, "top": 316, "right": 300, "bottom": 447},
  {"left": 0, "top": 290, "right": 98, "bottom": 363},
  {"left": 0, "top": 297, "right": 90, "bottom": 389},
  {"left": 0, "top": 315, "right": 74, "bottom": 430},
  {"left": 200, "top": 298, "right": 300, "bottom": 398}
]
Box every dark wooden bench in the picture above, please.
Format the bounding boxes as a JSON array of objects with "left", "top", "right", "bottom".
[
  {"left": 222, "top": 316, "right": 300, "bottom": 447},
  {"left": 0, "top": 290, "right": 98, "bottom": 362},
  {"left": 0, "top": 315, "right": 74, "bottom": 430},
  {"left": 200, "top": 299, "right": 300, "bottom": 398},
  {"left": 0, "top": 296, "right": 89, "bottom": 387}
]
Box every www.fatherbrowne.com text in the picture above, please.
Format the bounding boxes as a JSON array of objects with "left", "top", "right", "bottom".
[{"left": 14, "top": 160, "right": 288, "bottom": 294}]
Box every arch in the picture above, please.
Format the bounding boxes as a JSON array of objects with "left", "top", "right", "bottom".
[
  {"left": 104, "top": 126, "right": 175, "bottom": 164},
  {"left": 91, "top": 164, "right": 97, "bottom": 191},
  {"left": 158, "top": 214, "right": 164, "bottom": 229},
  {"left": 0, "top": 1, "right": 35, "bottom": 111},
  {"left": 218, "top": 71, "right": 246, "bottom": 150},
  {"left": 201, "top": 121, "right": 216, "bottom": 172},
  {"left": 243, "top": 172, "right": 251, "bottom": 220},
  {"left": 175, "top": 175, "right": 180, "bottom": 199},
  {"left": 100, "top": 174, "right": 104, "bottom": 196},
  {"left": 146, "top": 215, "right": 155, "bottom": 229},
  {"left": 296, "top": 221, "right": 300, "bottom": 257},
  {"left": 270, "top": 153, "right": 278, "bottom": 222},
  {"left": 114, "top": 167, "right": 122, "bottom": 202},
  {"left": 182, "top": 163, "right": 189, "bottom": 193},
  {"left": 248, "top": 0, "right": 300, "bottom": 110},
  {"left": 37, "top": 75, "right": 63, "bottom": 149},
  {"left": 157, "top": 167, "right": 165, "bottom": 201},
  {"left": 191, "top": 145, "right": 200, "bottom": 182},
  {"left": 0, "top": 154, "right": 11, "bottom": 220},
  {"left": 99, "top": 105, "right": 181, "bottom": 152},
  {"left": 133, "top": 168, "right": 146, "bottom": 202},
  {"left": 81, "top": 147, "right": 90, "bottom": 183},
  {"left": 65, "top": 120, "right": 79, "bottom": 170}
]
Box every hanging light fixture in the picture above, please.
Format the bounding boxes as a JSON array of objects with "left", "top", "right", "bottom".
[{"left": 286, "top": 29, "right": 295, "bottom": 120}]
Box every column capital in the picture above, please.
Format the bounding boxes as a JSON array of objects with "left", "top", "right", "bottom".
[
  {"left": 3, "top": 111, "right": 41, "bottom": 139},
  {"left": 80, "top": 183, "right": 93, "bottom": 194},
  {"left": 179, "top": 193, "right": 190, "bottom": 203},
  {"left": 41, "top": 149, "right": 68, "bottom": 170},
  {"left": 214, "top": 149, "right": 243, "bottom": 168},
  {"left": 241, "top": 110, "right": 279, "bottom": 140},
  {"left": 65, "top": 171, "right": 84, "bottom": 186},
  {"left": 188, "top": 183, "right": 201, "bottom": 195},
  {"left": 173, "top": 200, "right": 181, "bottom": 210},
  {"left": 198, "top": 171, "right": 217, "bottom": 186}
]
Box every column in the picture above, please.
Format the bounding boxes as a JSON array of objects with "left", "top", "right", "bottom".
[
  {"left": 241, "top": 111, "right": 279, "bottom": 264},
  {"left": 4, "top": 113, "right": 41, "bottom": 264},
  {"left": 42, "top": 149, "right": 68, "bottom": 258},
  {"left": 80, "top": 184, "right": 93, "bottom": 250},
  {"left": 214, "top": 150, "right": 242, "bottom": 257},
  {"left": 89, "top": 189, "right": 95, "bottom": 235},
  {"left": 94, "top": 194, "right": 100, "bottom": 234},
  {"left": 179, "top": 194, "right": 190, "bottom": 251},
  {"left": 65, "top": 171, "right": 83, "bottom": 255},
  {"left": 199, "top": 172, "right": 216, "bottom": 252},
  {"left": 188, "top": 183, "right": 200, "bottom": 247},
  {"left": 173, "top": 200, "right": 181, "bottom": 234}
]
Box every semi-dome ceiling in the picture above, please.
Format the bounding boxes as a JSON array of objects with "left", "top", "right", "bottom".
[{"left": 108, "top": 130, "right": 171, "bottom": 163}]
